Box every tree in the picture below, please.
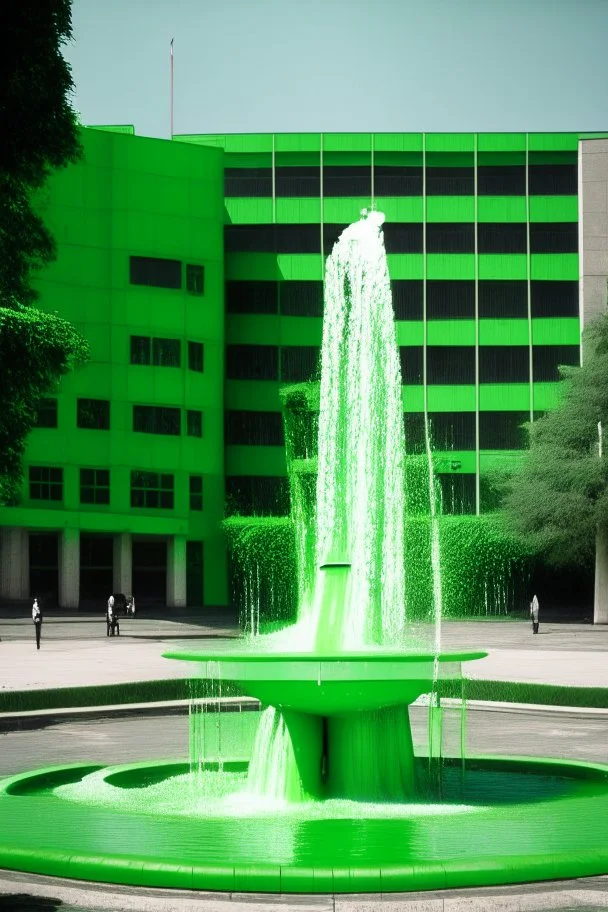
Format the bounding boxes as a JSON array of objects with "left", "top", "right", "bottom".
[
  {"left": 500, "top": 311, "right": 608, "bottom": 621},
  {"left": 0, "top": 0, "right": 88, "bottom": 503}
]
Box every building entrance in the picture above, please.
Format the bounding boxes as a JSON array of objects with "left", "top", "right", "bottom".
[
  {"left": 186, "top": 541, "right": 203, "bottom": 607},
  {"left": 133, "top": 539, "right": 167, "bottom": 606},
  {"left": 29, "top": 533, "right": 59, "bottom": 609},
  {"left": 80, "top": 535, "right": 113, "bottom": 607}
]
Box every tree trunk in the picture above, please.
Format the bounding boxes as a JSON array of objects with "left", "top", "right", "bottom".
[{"left": 594, "top": 525, "right": 608, "bottom": 623}]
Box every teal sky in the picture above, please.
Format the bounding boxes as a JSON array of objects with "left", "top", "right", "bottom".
[{"left": 65, "top": 0, "right": 608, "bottom": 140}]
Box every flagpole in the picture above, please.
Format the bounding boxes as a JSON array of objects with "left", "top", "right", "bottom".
[{"left": 170, "top": 38, "right": 174, "bottom": 138}]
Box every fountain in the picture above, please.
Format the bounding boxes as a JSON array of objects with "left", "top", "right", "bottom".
[{"left": 1, "top": 211, "right": 607, "bottom": 894}]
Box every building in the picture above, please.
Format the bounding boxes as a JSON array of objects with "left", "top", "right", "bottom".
[{"left": 1, "top": 129, "right": 607, "bottom": 610}]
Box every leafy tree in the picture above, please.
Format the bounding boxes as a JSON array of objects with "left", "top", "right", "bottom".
[{"left": 0, "top": 0, "right": 88, "bottom": 503}]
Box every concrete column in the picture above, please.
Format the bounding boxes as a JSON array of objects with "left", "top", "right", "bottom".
[
  {"left": 59, "top": 528, "right": 80, "bottom": 610},
  {"left": 113, "top": 533, "right": 132, "bottom": 595},
  {"left": 594, "top": 525, "right": 608, "bottom": 624},
  {"left": 167, "top": 535, "right": 187, "bottom": 609},
  {"left": 0, "top": 527, "right": 28, "bottom": 599}
]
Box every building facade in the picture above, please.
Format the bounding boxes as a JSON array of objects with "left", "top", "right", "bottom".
[{"left": 1, "top": 129, "right": 607, "bottom": 610}]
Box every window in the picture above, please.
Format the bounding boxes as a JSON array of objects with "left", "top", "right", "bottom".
[
  {"left": 187, "top": 410, "right": 203, "bottom": 437},
  {"left": 479, "top": 412, "right": 529, "bottom": 450},
  {"left": 280, "top": 281, "right": 324, "bottom": 317},
  {"left": 35, "top": 398, "right": 58, "bottom": 428},
  {"left": 226, "top": 344, "right": 279, "bottom": 380},
  {"left": 323, "top": 165, "right": 371, "bottom": 197},
  {"left": 129, "top": 256, "right": 181, "bottom": 289},
  {"left": 225, "top": 476, "right": 290, "bottom": 516},
  {"left": 275, "top": 225, "right": 321, "bottom": 254},
  {"left": 80, "top": 468, "right": 110, "bottom": 505},
  {"left": 533, "top": 345, "right": 580, "bottom": 382},
  {"left": 29, "top": 466, "right": 63, "bottom": 501},
  {"left": 323, "top": 223, "right": 349, "bottom": 255},
  {"left": 404, "top": 413, "right": 425, "bottom": 454},
  {"left": 426, "top": 223, "right": 474, "bottom": 254},
  {"left": 130, "top": 336, "right": 180, "bottom": 367},
  {"left": 374, "top": 166, "right": 422, "bottom": 197},
  {"left": 428, "top": 412, "right": 476, "bottom": 450},
  {"left": 400, "top": 346, "right": 424, "bottom": 384},
  {"left": 477, "top": 165, "right": 526, "bottom": 196},
  {"left": 224, "top": 167, "right": 272, "bottom": 197},
  {"left": 276, "top": 166, "right": 321, "bottom": 197},
  {"left": 188, "top": 341, "right": 204, "bottom": 372},
  {"left": 531, "top": 281, "right": 578, "bottom": 318},
  {"left": 392, "top": 281, "right": 423, "bottom": 320},
  {"left": 224, "top": 224, "right": 321, "bottom": 254},
  {"left": 427, "top": 347, "right": 475, "bottom": 385},
  {"left": 189, "top": 475, "right": 203, "bottom": 511},
  {"left": 479, "top": 346, "right": 529, "bottom": 383},
  {"left": 226, "top": 281, "right": 279, "bottom": 315},
  {"left": 426, "top": 167, "right": 474, "bottom": 196},
  {"left": 530, "top": 223, "right": 578, "bottom": 254},
  {"left": 477, "top": 223, "right": 527, "bottom": 254},
  {"left": 280, "top": 346, "right": 320, "bottom": 382},
  {"left": 133, "top": 406, "right": 180, "bottom": 436},
  {"left": 77, "top": 398, "right": 110, "bottom": 430},
  {"left": 383, "top": 223, "right": 424, "bottom": 253},
  {"left": 529, "top": 164, "right": 577, "bottom": 196},
  {"left": 479, "top": 280, "right": 528, "bottom": 318},
  {"left": 186, "top": 264, "right": 204, "bottom": 295},
  {"left": 225, "top": 411, "right": 284, "bottom": 446},
  {"left": 438, "top": 474, "right": 476, "bottom": 515},
  {"left": 131, "top": 471, "right": 174, "bottom": 509},
  {"left": 426, "top": 281, "right": 475, "bottom": 319}
]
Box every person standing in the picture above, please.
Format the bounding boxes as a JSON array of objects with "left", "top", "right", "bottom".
[
  {"left": 530, "top": 594, "right": 540, "bottom": 634},
  {"left": 107, "top": 594, "right": 114, "bottom": 637},
  {"left": 32, "top": 598, "right": 42, "bottom": 650}
]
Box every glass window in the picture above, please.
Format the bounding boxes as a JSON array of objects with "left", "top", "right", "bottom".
[
  {"left": 276, "top": 166, "right": 321, "bottom": 198},
  {"left": 224, "top": 167, "right": 272, "bottom": 197},
  {"left": 129, "top": 256, "right": 181, "bottom": 289},
  {"left": 189, "top": 475, "right": 203, "bottom": 511},
  {"left": 29, "top": 466, "right": 63, "bottom": 501},
  {"left": 275, "top": 225, "right": 321, "bottom": 254},
  {"left": 477, "top": 223, "right": 527, "bottom": 254},
  {"left": 77, "top": 398, "right": 110, "bottom": 430},
  {"left": 528, "top": 164, "right": 577, "bottom": 196},
  {"left": 530, "top": 223, "right": 578, "bottom": 254},
  {"left": 438, "top": 474, "right": 476, "bottom": 514},
  {"left": 426, "top": 281, "right": 475, "bottom": 319},
  {"left": 80, "top": 468, "right": 110, "bottom": 505},
  {"left": 226, "top": 345, "right": 279, "bottom": 380},
  {"left": 479, "top": 281, "right": 528, "bottom": 318},
  {"left": 280, "top": 346, "right": 320, "bottom": 383},
  {"left": 131, "top": 335, "right": 151, "bottom": 365},
  {"left": 479, "top": 346, "right": 529, "bottom": 383},
  {"left": 479, "top": 412, "right": 530, "bottom": 449},
  {"left": 374, "top": 165, "right": 422, "bottom": 197},
  {"left": 323, "top": 165, "right": 371, "bottom": 198},
  {"left": 280, "top": 281, "right": 324, "bottom": 317},
  {"left": 130, "top": 471, "right": 174, "bottom": 509},
  {"left": 187, "top": 410, "right": 203, "bottom": 437},
  {"left": 400, "top": 346, "right": 424, "bottom": 384},
  {"left": 225, "top": 475, "right": 290, "bottom": 516},
  {"left": 533, "top": 345, "right": 580, "bottom": 382},
  {"left": 427, "top": 347, "right": 475, "bottom": 385},
  {"left": 477, "top": 165, "right": 526, "bottom": 196},
  {"left": 35, "top": 398, "right": 58, "bottom": 428},
  {"left": 152, "top": 337, "right": 181, "bottom": 367},
  {"left": 226, "top": 281, "right": 279, "bottom": 315},
  {"left": 426, "top": 167, "right": 474, "bottom": 196},
  {"left": 133, "top": 406, "right": 181, "bottom": 436},
  {"left": 392, "top": 281, "right": 423, "bottom": 321},
  {"left": 428, "top": 412, "right": 476, "bottom": 450},
  {"left": 188, "top": 341, "right": 204, "bottom": 372},
  {"left": 225, "top": 411, "right": 284, "bottom": 446},
  {"left": 531, "top": 281, "right": 578, "bottom": 318},
  {"left": 186, "top": 264, "right": 204, "bottom": 295},
  {"left": 383, "top": 222, "right": 424, "bottom": 253},
  {"left": 404, "top": 413, "right": 425, "bottom": 454},
  {"left": 225, "top": 225, "right": 276, "bottom": 253},
  {"left": 323, "top": 223, "right": 349, "bottom": 256},
  {"left": 426, "top": 223, "right": 475, "bottom": 254}
]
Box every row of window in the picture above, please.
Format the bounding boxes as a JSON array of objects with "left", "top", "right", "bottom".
[
  {"left": 29, "top": 467, "right": 203, "bottom": 511},
  {"left": 35, "top": 399, "right": 203, "bottom": 436},
  {"left": 227, "top": 345, "right": 320, "bottom": 382},
  {"left": 225, "top": 222, "right": 578, "bottom": 255},
  {"left": 130, "top": 337, "right": 204, "bottom": 371},
  {"left": 130, "top": 257, "right": 204, "bottom": 293},
  {"left": 226, "top": 279, "right": 579, "bottom": 319},
  {"left": 225, "top": 164, "right": 577, "bottom": 198}
]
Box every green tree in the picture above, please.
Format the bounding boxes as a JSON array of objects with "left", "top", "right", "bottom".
[{"left": 0, "top": 0, "right": 88, "bottom": 503}]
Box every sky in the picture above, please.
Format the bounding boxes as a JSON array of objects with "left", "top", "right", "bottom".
[{"left": 64, "top": 0, "right": 608, "bottom": 140}]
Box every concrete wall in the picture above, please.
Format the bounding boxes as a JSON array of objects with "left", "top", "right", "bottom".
[{"left": 579, "top": 138, "right": 608, "bottom": 325}]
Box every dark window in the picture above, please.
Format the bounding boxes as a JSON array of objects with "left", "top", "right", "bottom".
[
  {"left": 374, "top": 166, "right": 422, "bottom": 196},
  {"left": 133, "top": 406, "right": 181, "bottom": 436},
  {"left": 276, "top": 166, "right": 321, "bottom": 197},
  {"left": 226, "top": 344, "right": 279, "bottom": 380},
  {"left": 131, "top": 335, "right": 151, "bottom": 364},
  {"left": 392, "top": 281, "right": 423, "bottom": 320},
  {"left": 438, "top": 474, "right": 476, "bottom": 514},
  {"left": 323, "top": 165, "right": 371, "bottom": 197},
  {"left": 225, "top": 225, "right": 276, "bottom": 253},
  {"left": 427, "top": 281, "right": 475, "bottom": 319},
  {"left": 404, "top": 413, "right": 425, "bottom": 454},
  {"left": 188, "top": 341, "right": 204, "bottom": 372},
  {"left": 226, "top": 281, "right": 279, "bottom": 314},
  {"left": 478, "top": 223, "right": 527, "bottom": 254},
  {"left": 479, "top": 412, "right": 529, "bottom": 450},
  {"left": 226, "top": 475, "right": 290, "bottom": 516},
  {"left": 80, "top": 468, "right": 110, "bottom": 505},
  {"left": 531, "top": 281, "right": 579, "bottom": 318},
  {"left": 530, "top": 223, "right": 578, "bottom": 254},
  {"left": 35, "top": 398, "right": 58, "bottom": 429},
  {"left": 130, "top": 256, "right": 181, "bottom": 289},
  {"left": 426, "top": 223, "right": 475, "bottom": 254},
  {"left": 187, "top": 410, "right": 203, "bottom": 437},
  {"left": 533, "top": 345, "right": 580, "bottom": 382},
  {"left": 275, "top": 225, "right": 321, "bottom": 254},
  {"left": 479, "top": 346, "right": 529, "bottom": 383},
  {"left": 189, "top": 475, "right": 203, "bottom": 511},
  {"left": 152, "top": 337, "right": 181, "bottom": 367},
  {"left": 323, "top": 223, "right": 349, "bottom": 255},
  {"left": 383, "top": 222, "right": 424, "bottom": 253},
  {"left": 186, "top": 264, "right": 204, "bottom": 295},
  {"left": 479, "top": 280, "right": 528, "bottom": 318},
  {"left": 426, "top": 167, "right": 474, "bottom": 196},
  {"left": 29, "top": 466, "right": 63, "bottom": 501},
  {"left": 77, "top": 398, "right": 110, "bottom": 430},
  {"left": 529, "top": 164, "right": 577, "bottom": 196},
  {"left": 429, "top": 412, "right": 476, "bottom": 450},
  {"left": 280, "top": 281, "right": 324, "bottom": 317},
  {"left": 477, "top": 165, "right": 526, "bottom": 196},
  {"left": 225, "top": 411, "right": 284, "bottom": 446},
  {"left": 225, "top": 167, "right": 272, "bottom": 197},
  {"left": 280, "top": 346, "right": 320, "bottom": 383},
  {"left": 427, "top": 347, "right": 475, "bottom": 385},
  {"left": 400, "top": 347, "right": 424, "bottom": 384},
  {"left": 130, "top": 471, "right": 174, "bottom": 509}
]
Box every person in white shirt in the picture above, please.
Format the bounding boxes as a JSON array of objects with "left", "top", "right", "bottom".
[
  {"left": 530, "top": 594, "right": 540, "bottom": 634},
  {"left": 32, "top": 598, "right": 42, "bottom": 650},
  {"left": 107, "top": 595, "right": 114, "bottom": 637}
]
